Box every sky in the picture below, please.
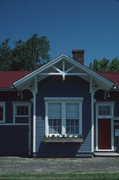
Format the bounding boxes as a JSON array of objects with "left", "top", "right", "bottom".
[{"left": 0, "top": 0, "right": 119, "bottom": 66}]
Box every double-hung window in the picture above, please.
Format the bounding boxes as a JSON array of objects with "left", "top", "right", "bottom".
[
  {"left": 13, "top": 102, "right": 31, "bottom": 124},
  {"left": 45, "top": 98, "right": 83, "bottom": 136},
  {"left": 0, "top": 102, "right": 5, "bottom": 123}
]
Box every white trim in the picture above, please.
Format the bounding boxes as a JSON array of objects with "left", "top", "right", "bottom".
[
  {"left": 45, "top": 102, "right": 48, "bottom": 136},
  {"left": 62, "top": 102, "right": 66, "bottom": 134},
  {"left": 79, "top": 102, "right": 82, "bottom": 135},
  {"left": 33, "top": 89, "right": 37, "bottom": 153},
  {"left": 40, "top": 73, "right": 88, "bottom": 76},
  {"left": 44, "top": 97, "right": 83, "bottom": 102},
  {"left": 13, "top": 54, "right": 114, "bottom": 89},
  {"left": 91, "top": 92, "right": 94, "bottom": 153},
  {"left": 0, "top": 102, "right": 5, "bottom": 123},
  {"left": 12, "top": 101, "right": 31, "bottom": 124},
  {"left": 62, "top": 60, "right": 65, "bottom": 72},
  {"left": 96, "top": 102, "right": 114, "bottom": 151},
  {"left": 44, "top": 98, "right": 83, "bottom": 136},
  {"left": 29, "top": 107, "right": 32, "bottom": 156},
  {"left": 0, "top": 123, "right": 29, "bottom": 126}
]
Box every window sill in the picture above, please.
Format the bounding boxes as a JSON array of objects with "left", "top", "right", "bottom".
[{"left": 44, "top": 137, "right": 83, "bottom": 143}]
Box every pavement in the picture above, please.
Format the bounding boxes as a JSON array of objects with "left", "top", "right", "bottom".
[{"left": 0, "top": 157, "right": 119, "bottom": 174}]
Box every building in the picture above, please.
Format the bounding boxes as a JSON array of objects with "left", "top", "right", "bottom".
[{"left": 0, "top": 50, "right": 119, "bottom": 157}]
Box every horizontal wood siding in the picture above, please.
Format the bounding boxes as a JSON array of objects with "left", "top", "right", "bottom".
[
  {"left": 36, "top": 76, "right": 92, "bottom": 157},
  {"left": 0, "top": 125, "right": 29, "bottom": 156}
]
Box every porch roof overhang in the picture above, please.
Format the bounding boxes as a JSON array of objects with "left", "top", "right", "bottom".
[{"left": 13, "top": 54, "right": 115, "bottom": 91}]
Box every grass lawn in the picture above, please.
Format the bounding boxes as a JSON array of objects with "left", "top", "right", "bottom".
[{"left": 0, "top": 172, "right": 119, "bottom": 180}]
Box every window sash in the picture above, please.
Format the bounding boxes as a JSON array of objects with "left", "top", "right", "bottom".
[
  {"left": 13, "top": 103, "right": 31, "bottom": 124},
  {"left": 16, "top": 105, "right": 29, "bottom": 116},
  {"left": 48, "top": 118, "right": 61, "bottom": 134},
  {"left": 46, "top": 100, "right": 82, "bottom": 136}
]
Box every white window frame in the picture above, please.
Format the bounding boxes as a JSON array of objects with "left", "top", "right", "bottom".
[
  {"left": 44, "top": 97, "right": 83, "bottom": 136},
  {"left": 0, "top": 102, "right": 5, "bottom": 123},
  {"left": 13, "top": 102, "right": 31, "bottom": 124},
  {"left": 96, "top": 101, "right": 114, "bottom": 151}
]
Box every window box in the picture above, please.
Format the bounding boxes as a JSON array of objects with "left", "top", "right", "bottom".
[{"left": 44, "top": 135, "right": 83, "bottom": 143}]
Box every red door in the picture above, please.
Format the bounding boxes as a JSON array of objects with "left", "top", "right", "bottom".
[{"left": 98, "top": 119, "right": 111, "bottom": 149}]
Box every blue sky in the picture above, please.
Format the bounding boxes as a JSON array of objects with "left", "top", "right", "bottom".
[{"left": 0, "top": 0, "right": 119, "bottom": 66}]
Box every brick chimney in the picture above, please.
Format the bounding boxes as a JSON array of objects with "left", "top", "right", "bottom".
[{"left": 72, "top": 50, "right": 85, "bottom": 64}]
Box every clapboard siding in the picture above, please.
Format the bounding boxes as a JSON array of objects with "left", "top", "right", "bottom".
[{"left": 36, "top": 76, "right": 92, "bottom": 157}]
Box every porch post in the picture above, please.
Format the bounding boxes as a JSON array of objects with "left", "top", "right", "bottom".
[
  {"left": 91, "top": 91, "right": 94, "bottom": 153},
  {"left": 90, "top": 77, "right": 95, "bottom": 153},
  {"left": 33, "top": 77, "right": 37, "bottom": 156}
]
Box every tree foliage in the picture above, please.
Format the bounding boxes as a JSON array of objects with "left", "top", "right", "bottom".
[
  {"left": 89, "top": 57, "right": 119, "bottom": 72},
  {"left": 0, "top": 34, "right": 50, "bottom": 71}
]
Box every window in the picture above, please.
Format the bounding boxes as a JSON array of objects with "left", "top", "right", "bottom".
[
  {"left": 13, "top": 102, "right": 31, "bottom": 123},
  {"left": 66, "top": 103, "right": 79, "bottom": 135},
  {"left": 45, "top": 98, "right": 83, "bottom": 136},
  {"left": 98, "top": 105, "right": 111, "bottom": 116},
  {"left": 48, "top": 103, "right": 61, "bottom": 134},
  {"left": 0, "top": 102, "right": 5, "bottom": 122}
]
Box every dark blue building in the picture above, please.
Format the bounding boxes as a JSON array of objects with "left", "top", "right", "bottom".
[{"left": 0, "top": 50, "right": 119, "bottom": 157}]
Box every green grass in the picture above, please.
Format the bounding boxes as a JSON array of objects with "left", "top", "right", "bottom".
[{"left": 0, "top": 172, "right": 119, "bottom": 180}]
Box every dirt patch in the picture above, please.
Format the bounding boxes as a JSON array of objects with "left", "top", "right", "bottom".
[{"left": 0, "top": 157, "right": 119, "bottom": 174}]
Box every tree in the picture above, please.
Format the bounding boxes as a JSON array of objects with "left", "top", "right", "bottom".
[
  {"left": 109, "top": 58, "right": 119, "bottom": 72},
  {"left": 89, "top": 58, "right": 110, "bottom": 71},
  {"left": 89, "top": 57, "right": 119, "bottom": 72},
  {"left": 0, "top": 39, "right": 12, "bottom": 70},
  {"left": 0, "top": 34, "right": 50, "bottom": 71}
]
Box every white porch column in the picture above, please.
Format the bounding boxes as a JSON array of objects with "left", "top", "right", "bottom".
[
  {"left": 91, "top": 91, "right": 95, "bottom": 153},
  {"left": 33, "top": 77, "right": 37, "bottom": 155},
  {"left": 33, "top": 89, "right": 36, "bottom": 154},
  {"left": 90, "top": 77, "right": 95, "bottom": 153}
]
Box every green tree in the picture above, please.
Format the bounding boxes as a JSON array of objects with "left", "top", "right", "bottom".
[
  {"left": 0, "top": 39, "right": 12, "bottom": 70},
  {"left": 89, "top": 58, "right": 110, "bottom": 71},
  {"left": 89, "top": 57, "right": 119, "bottom": 72},
  {"left": 109, "top": 58, "right": 119, "bottom": 72},
  {"left": 0, "top": 34, "right": 50, "bottom": 71}
]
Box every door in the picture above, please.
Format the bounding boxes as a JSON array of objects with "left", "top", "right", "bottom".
[{"left": 98, "top": 119, "right": 111, "bottom": 149}]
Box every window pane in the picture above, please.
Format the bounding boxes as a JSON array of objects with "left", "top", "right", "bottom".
[
  {"left": 66, "top": 119, "right": 79, "bottom": 135},
  {"left": 66, "top": 103, "right": 79, "bottom": 119},
  {"left": 49, "top": 103, "right": 61, "bottom": 119},
  {"left": 16, "top": 106, "right": 28, "bottom": 115},
  {"left": 48, "top": 119, "right": 61, "bottom": 134},
  {"left": 0, "top": 107, "right": 3, "bottom": 121},
  {"left": 98, "top": 105, "right": 111, "bottom": 115}
]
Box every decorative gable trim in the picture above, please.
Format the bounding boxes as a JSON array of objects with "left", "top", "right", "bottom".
[{"left": 13, "top": 54, "right": 114, "bottom": 90}]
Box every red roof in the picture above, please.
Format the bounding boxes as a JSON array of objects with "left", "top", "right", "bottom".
[
  {"left": 98, "top": 72, "right": 119, "bottom": 87},
  {"left": 0, "top": 71, "right": 31, "bottom": 88},
  {"left": 0, "top": 71, "right": 119, "bottom": 88}
]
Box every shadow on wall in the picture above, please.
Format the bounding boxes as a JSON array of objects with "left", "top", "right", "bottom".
[{"left": 37, "top": 142, "right": 82, "bottom": 157}]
